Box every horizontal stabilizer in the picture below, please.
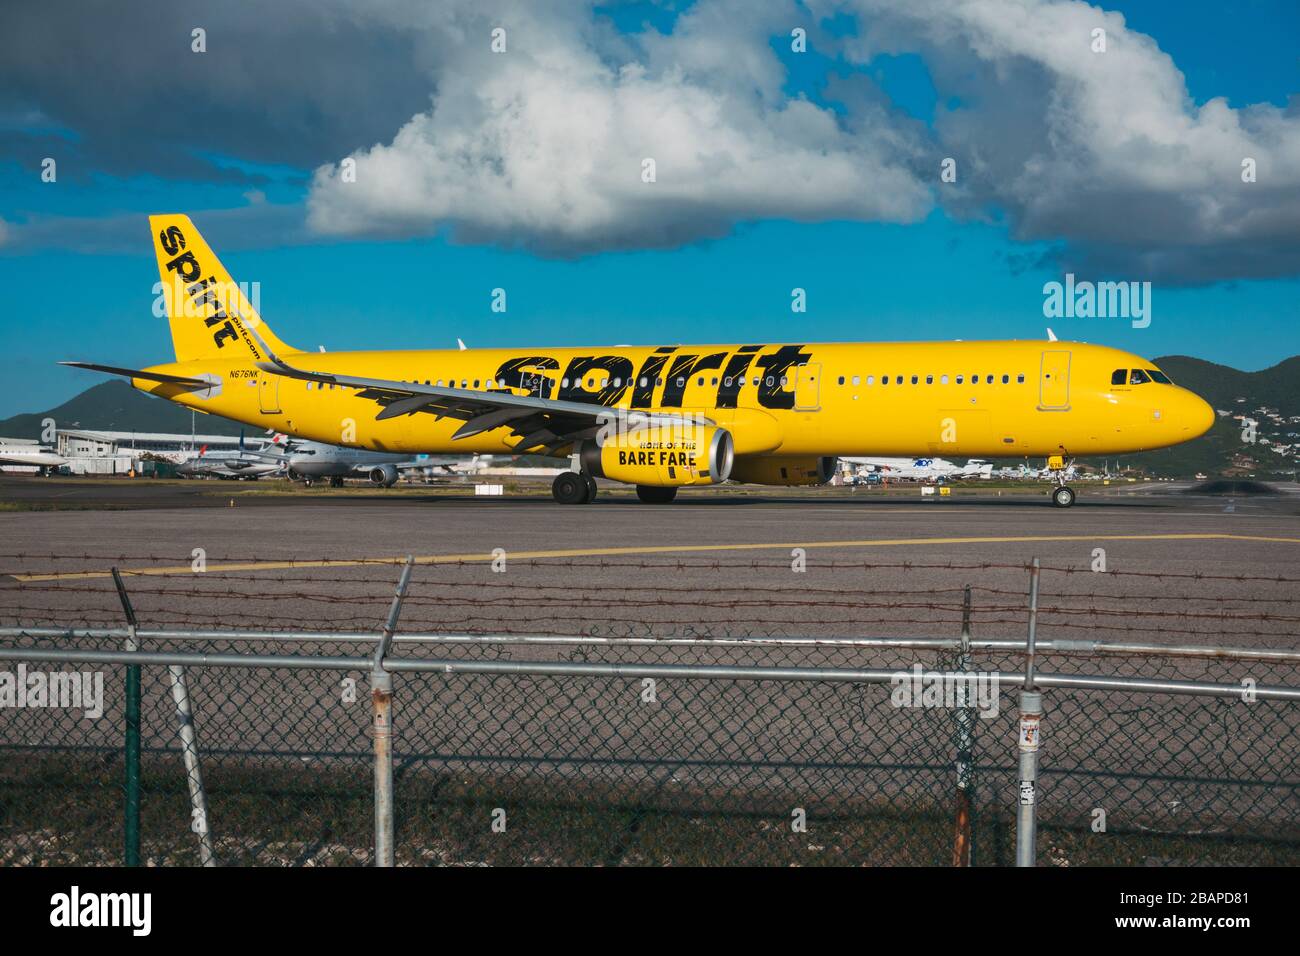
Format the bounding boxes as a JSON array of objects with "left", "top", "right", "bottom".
[{"left": 60, "top": 361, "right": 210, "bottom": 387}]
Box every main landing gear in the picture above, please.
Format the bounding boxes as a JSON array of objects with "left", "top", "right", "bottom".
[{"left": 552, "top": 471, "right": 599, "bottom": 505}]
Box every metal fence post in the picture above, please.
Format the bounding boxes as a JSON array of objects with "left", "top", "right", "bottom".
[
  {"left": 112, "top": 568, "right": 142, "bottom": 867},
  {"left": 953, "top": 585, "right": 974, "bottom": 866},
  {"left": 372, "top": 556, "right": 414, "bottom": 867},
  {"left": 1015, "top": 558, "right": 1042, "bottom": 867},
  {"left": 168, "top": 664, "right": 215, "bottom": 866}
]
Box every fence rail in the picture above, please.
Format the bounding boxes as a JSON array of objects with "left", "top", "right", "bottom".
[{"left": 1, "top": 553, "right": 1297, "bottom": 867}]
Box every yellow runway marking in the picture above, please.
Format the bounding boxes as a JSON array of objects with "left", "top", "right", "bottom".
[{"left": 9, "top": 532, "right": 1300, "bottom": 582}]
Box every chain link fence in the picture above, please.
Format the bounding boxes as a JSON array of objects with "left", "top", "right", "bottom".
[{"left": 1, "top": 552, "right": 1296, "bottom": 866}]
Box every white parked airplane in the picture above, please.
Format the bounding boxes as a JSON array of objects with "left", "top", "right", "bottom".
[
  {"left": 0, "top": 442, "right": 68, "bottom": 475},
  {"left": 236, "top": 435, "right": 493, "bottom": 486},
  {"left": 841, "top": 457, "right": 993, "bottom": 481},
  {"left": 175, "top": 436, "right": 286, "bottom": 479}
]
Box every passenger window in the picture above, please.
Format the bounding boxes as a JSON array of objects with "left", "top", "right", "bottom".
[
  {"left": 1129, "top": 369, "right": 1151, "bottom": 385},
  {"left": 926, "top": 375, "right": 933, "bottom": 384},
  {"left": 711, "top": 377, "right": 718, "bottom": 386},
  {"left": 1017, "top": 374, "right": 1025, "bottom": 383},
  {"left": 676, "top": 377, "right": 685, "bottom": 387},
  {"left": 587, "top": 378, "right": 594, "bottom": 388},
  {"left": 724, "top": 377, "right": 733, "bottom": 387},
  {"left": 911, "top": 375, "right": 918, "bottom": 385},
  {"left": 698, "top": 377, "right": 705, "bottom": 387},
  {"left": 838, "top": 376, "right": 846, "bottom": 385},
  {"left": 881, "top": 376, "right": 889, "bottom": 386},
  {"left": 866, "top": 376, "right": 874, "bottom": 385},
  {"left": 956, "top": 375, "right": 963, "bottom": 384},
  {"left": 1111, "top": 369, "right": 1127, "bottom": 385},
  {"left": 1001, "top": 374, "right": 1009, "bottom": 384},
  {"left": 852, "top": 375, "right": 861, "bottom": 386},
  {"left": 940, "top": 375, "right": 949, "bottom": 384},
  {"left": 639, "top": 377, "right": 647, "bottom": 387},
  {"left": 895, "top": 376, "right": 903, "bottom": 385}
]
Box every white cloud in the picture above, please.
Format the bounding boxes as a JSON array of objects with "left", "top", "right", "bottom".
[
  {"left": 306, "top": 0, "right": 932, "bottom": 255},
  {"left": 827, "top": 0, "right": 1300, "bottom": 281}
]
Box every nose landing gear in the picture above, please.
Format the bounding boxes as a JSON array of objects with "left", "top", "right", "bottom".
[{"left": 1046, "top": 454, "right": 1076, "bottom": 507}]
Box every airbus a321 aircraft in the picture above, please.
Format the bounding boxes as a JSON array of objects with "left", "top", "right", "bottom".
[{"left": 64, "top": 216, "right": 1215, "bottom": 507}]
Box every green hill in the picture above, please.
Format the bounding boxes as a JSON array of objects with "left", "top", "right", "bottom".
[{"left": 0, "top": 380, "right": 245, "bottom": 439}]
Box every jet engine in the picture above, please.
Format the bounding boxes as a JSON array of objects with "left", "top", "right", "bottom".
[
  {"left": 368, "top": 464, "right": 399, "bottom": 487},
  {"left": 580, "top": 425, "right": 734, "bottom": 487}
]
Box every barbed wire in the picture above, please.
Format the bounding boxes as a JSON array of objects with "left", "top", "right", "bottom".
[{"left": 3, "top": 552, "right": 1300, "bottom": 584}]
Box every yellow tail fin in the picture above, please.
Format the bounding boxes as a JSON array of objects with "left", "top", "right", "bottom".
[{"left": 150, "top": 214, "right": 298, "bottom": 363}]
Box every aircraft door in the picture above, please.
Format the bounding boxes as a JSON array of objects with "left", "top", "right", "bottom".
[
  {"left": 794, "top": 363, "right": 821, "bottom": 411},
  {"left": 259, "top": 372, "right": 281, "bottom": 414},
  {"left": 1038, "top": 350, "right": 1071, "bottom": 411}
]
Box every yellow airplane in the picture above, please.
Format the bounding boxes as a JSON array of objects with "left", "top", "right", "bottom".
[{"left": 64, "top": 215, "right": 1214, "bottom": 507}]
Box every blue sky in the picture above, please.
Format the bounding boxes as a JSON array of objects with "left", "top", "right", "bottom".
[{"left": 1, "top": 0, "right": 1297, "bottom": 418}]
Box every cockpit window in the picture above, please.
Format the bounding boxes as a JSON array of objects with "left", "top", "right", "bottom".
[
  {"left": 1111, "top": 369, "right": 1127, "bottom": 385},
  {"left": 1148, "top": 369, "right": 1172, "bottom": 384},
  {"left": 1129, "top": 369, "right": 1151, "bottom": 385}
]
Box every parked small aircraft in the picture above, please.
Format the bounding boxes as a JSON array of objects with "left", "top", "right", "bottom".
[{"left": 0, "top": 442, "right": 68, "bottom": 475}]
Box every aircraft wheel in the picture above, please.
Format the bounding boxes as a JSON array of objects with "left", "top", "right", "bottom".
[
  {"left": 1051, "top": 485, "right": 1076, "bottom": 508},
  {"left": 303, "top": 477, "right": 315, "bottom": 487},
  {"left": 552, "top": 472, "right": 588, "bottom": 505},
  {"left": 636, "top": 485, "right": 678, "bottom": 504},
  {"left": 330, "top": 476, "right": 345, "bottom": 488},
  {"left": 582, "top": 473, "right": 598, "bottom": 502}
]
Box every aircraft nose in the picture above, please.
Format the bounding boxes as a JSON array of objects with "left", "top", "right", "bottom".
[{"left": 1183, "top": 390, "right": 1215, "bottom": 437}]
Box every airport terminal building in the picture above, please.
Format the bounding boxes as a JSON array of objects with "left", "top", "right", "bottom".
[{"left": 53, "top": 429, "right": 242, "bottom": 474}]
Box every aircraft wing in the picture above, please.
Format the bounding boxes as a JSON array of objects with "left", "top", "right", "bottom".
[
  {"left": 394, "top": 456, "right": 489, "bottom": 473},
  {"left": 235, "top": 447, "right": 289, "bottom": 463},
  {"left": 251, "top": 330, "right": 706, "bottom": 455}
]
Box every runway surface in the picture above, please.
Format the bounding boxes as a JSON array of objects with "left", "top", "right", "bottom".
[
  {"left": 2, "top": 475, "right": 1298, "bottom": 647},
  {"left": 2, "top": 477, "right": 1296, "bottom": 866}
]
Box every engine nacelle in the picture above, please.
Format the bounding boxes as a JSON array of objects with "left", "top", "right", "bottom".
[
  {"left": 368, "top": 464, "right": 399, "bottom": 487},
  {"left": 581, "top": 425, "right": 734, "bottom": 487},
  {"left": 729, "top": 455, "right": 835, "bottom": 486}
]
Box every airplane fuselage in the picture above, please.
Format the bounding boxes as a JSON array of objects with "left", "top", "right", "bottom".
[{"left": 136, "top": 339, "right": 1213, "bottom": 461}]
